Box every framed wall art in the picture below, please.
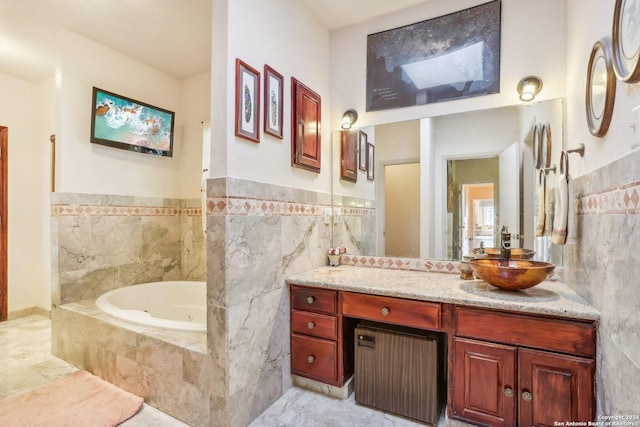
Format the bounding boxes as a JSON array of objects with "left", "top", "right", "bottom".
[
  {"left": 366, "top": 142, "right": 375, "bottom": 181},
  {"left": 358, "top": 131, "right": 368, "bottom": 171},
  {"left": 264, "top": 65, "right": 284, "bottom": 138},
  {"left": 366, "top": 0, "right": 501, "bottom": 111},
  {"left": 235, "top": 58, "right": 261, "bottom": 143},
  {"left": 90, "top": 87, "right": 175, "bottom": 157},
  {"left": 611, "top": 0, "right": 640, "bottom": 83},
  {"left": 586, "top": 38, "right": 616, "bottom": 137}
]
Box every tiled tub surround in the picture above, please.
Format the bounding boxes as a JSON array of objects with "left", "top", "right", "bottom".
[
  {"left": 53, "top": 299, "right": 212, "bottom": 425},
  {"left": 560, "top": 148, "right": 640, "bottom": 417},
  {"left": 51, "top": 193, "right": 208, "bottom": 425},
  {"left": 51, "top": 193, "right": 206, "bottom": 305},
  {"left": 206, "top": 177, "right": 333, "bottom": 426}
]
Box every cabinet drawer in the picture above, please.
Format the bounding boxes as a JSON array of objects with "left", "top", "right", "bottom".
[
  {"left": 291, "top": 334, "right": 337, "bottom": 383},
  {"left": 455, "top": 307, "right": 596, "bottom": 358},
  {"left": 292, "top": 309, "right": 337, "bottom": 340},
  {"left": 342, "top": 292, "right": 440, "bottom": 330},
  {"left": 291, "top": 285, "right": 337, "bottom": 315}
]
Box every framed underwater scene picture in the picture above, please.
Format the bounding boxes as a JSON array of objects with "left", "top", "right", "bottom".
[
  {"left": 90, "top": 87, "right": 175, "bottom": 157},
  {"left": 264, "top": 64, "right": 284, "bottom": 139},
  {"left": 235, "top": 58, "right": 261, "bottom": 143}
]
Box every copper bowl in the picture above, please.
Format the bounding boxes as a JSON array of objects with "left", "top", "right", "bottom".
[
  {"left": 472, "top": 247, "right": 536, "bottom": 259},
  {"left": 469, "top": 259, "right": 555, "bottom": 291}
]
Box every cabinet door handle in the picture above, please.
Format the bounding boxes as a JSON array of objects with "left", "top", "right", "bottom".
[
  {"left": 307, "top": 322, "right": 315, "bottom": 330},
  {"left": 504, "top": 387, "right": 514, "bottom": 397},
  {"left": 307, "top": 355, "right": 315, "bottom": 364},
  {"left": 381, "top": 307, "right": 390, "bottom": 316},
  {"left": 522, "top": 391, "right": 532, "bottom": 402},
  {"left": 307, "top": 296, "right": 315, "bottom": 304}
]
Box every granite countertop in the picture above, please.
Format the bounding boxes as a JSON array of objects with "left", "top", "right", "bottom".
[{"left": 286, "top": 266, "right": 600, "bottom": 321}]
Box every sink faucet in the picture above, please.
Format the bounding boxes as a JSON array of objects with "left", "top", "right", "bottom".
[{"left": 500, "top": 226, "right": 511, "bottom": 259}]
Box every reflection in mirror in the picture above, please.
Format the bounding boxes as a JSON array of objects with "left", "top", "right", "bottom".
[{"left": 332, "top": 99, "right": 564, "bottom": 263}]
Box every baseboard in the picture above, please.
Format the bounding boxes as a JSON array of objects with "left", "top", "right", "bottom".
[{"left": 7, "top": 306, "right": 51, "bottom": 320}]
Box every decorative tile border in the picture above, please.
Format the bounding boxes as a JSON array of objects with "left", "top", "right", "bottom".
[
  {"left": 578, "top": 180, "right": 640, "bottom": 215},
  {"left": 339, "top": 207, "right": 376, "bottom": 217},
  {"left": 340, "top": 254, "right": 564, "bottom": 281},
  {"left": 341, "top": 255, "right": 459, "bottom": 274},
  {"left": 52, "top": 204, "right": 201, "bottom": 217},
  {"left": 206, "top": 197, "right": 327, "bottom": 216}
]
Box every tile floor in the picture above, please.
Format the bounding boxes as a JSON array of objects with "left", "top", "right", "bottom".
[
  {"left": 0, "top": 314, "right": 188, "bottom": 426},
  {"left": 1, "top": 314, "right": 471, "bottom": 427}
]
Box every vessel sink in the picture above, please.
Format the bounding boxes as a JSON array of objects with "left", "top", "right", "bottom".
[
  {"left": 472, "top": 247, "right": 535, "bottom": 259},
  {"left": 469, "top": 259, "right": 555, "bottom": 291}
]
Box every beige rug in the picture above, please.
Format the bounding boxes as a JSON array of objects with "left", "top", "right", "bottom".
[{"left": 0, "top": 370, "right": 143, "bottom": 427}]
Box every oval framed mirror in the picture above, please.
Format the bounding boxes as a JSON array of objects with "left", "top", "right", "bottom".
[
  {"left": 586, "top": 37, "right": 616, "bottom": 137},
  {"left": 533, "top": 123, "right": 542, "bottom": 169},
  {"left": 541, "top": 123, "right": 552, "bottom": 170},
  {"left": 612, "top": 0, "right": 640, "bottom": 83}
]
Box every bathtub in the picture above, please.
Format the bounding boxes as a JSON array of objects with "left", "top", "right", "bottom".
[{"left": 96, "top": 281, "right": 206, "bottom": 332}]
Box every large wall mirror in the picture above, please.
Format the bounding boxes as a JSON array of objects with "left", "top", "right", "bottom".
[{"left": 332, "top": 98, "right": 564, "bottom": 263}]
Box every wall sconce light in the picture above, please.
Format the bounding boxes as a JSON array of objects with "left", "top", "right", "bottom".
[
  {"left": 341, "top": 109, "right": 358, "bottom": 129},
  {"left": 517, "top": 76, "right": 543, "bottom": 102}
]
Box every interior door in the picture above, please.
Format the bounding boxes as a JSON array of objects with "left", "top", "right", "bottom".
[
  {"left": 499, "top": 142, "right": 521, "bottom": 245},
  {"left": 384, "top": 163, "right": 420, "bottom": 257},
  {"left": 0, "top": 126, "right": 7, "bottom": 321}
]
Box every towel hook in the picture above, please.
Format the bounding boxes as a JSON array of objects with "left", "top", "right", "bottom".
[
  {"left": 540, "top": 164, "right": 557, "bottom": 175},
  {"left": 565, "top": 143, "right": 585, "bottom": 157},
  {"left": 560, "top": 151, "right": 569, "bottom": 175},
  {"left": 560, "top": 143, "right": 585, "bottom": 176}
]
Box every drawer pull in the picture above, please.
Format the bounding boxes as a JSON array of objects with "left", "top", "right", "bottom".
[
  {"left": 307, "top": 355, "right": 315, "bottom": 364},
  {"left": 307, "top": 296, "right": 315, "bottom": 304},
  {"left": 307, "top": 322, "right": 315, "bottom": 330},
  {"left": 522, "top": 391, "right": 532, "bottom": 402},
  {"left": 381, "top": 307, "right": 390, "bottom": 316},
  {"left": 504, "top": 387, "right": 514, "bottom": 397}
]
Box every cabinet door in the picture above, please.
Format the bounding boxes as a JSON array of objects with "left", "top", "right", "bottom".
[
  {"left": 291, "top": 78, "right": 321, "bottom": 173},
  {"left": 340, "top": 130, "right": 357, "bottom": 182},
  {"left": 452, "top": 337, "right": 516, "bottom": 427},
  {"left": 518, "top": 348, "right": 594, "bottom": 426}
]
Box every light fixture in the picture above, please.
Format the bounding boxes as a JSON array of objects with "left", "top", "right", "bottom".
[
  {"left": 341, "top": 109, "right": 358, "bottom": 129},
  {"left": 517, "top": 76, "right": 543, "bottom": 102}
]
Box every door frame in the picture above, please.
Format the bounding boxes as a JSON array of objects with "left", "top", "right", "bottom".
[{"left": 1, "top": 126, "right": 7, "bottom": 321}]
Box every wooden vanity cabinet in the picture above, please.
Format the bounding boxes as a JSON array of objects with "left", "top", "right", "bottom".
[
  {"left": 451, "top": 307, "right": 596, "bottom": 426},
  {"left": 289, "top": 283, "right": 596, "bottom": 427},
  {"left": 290, "top": 285, "right": 349, "bottom": 386}
]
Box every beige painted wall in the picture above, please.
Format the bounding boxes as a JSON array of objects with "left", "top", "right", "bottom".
[{"left": 384, "top": 163, "right": 420, "bottom": 257}]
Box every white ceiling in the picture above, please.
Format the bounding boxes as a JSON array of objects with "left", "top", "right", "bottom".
[{"left": 0, "top": 0, "right": 429, "bottom": 83}]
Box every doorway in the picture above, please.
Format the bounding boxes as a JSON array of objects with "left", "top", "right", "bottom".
[
  {"left": 460, "top": 184, "right": 495, "bottom": 257},
  {"left": 1, "top": 126, "right": 7, "bottom": 321},
  {"left": 384, "top": 162, "right": 420, "bottom": 257},
  {"left": 446, "top": 157, "right": 499, "bottom": 260}
]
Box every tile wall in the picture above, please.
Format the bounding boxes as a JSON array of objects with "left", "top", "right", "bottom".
[
  {"left": 50, "top": 193, "right": 206, "bottom": 306},
  {"left": 560, "top": 148, "right": 640, "bottom": 417},
  {"left": 332, "top": 195, "right": 376, "bottom": 256},
  {"left": 50, "top": 192, "right": 209, "bottom": 424},
  {"left": 205, "top": 177, "right": 334, "bottom": 426}
]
